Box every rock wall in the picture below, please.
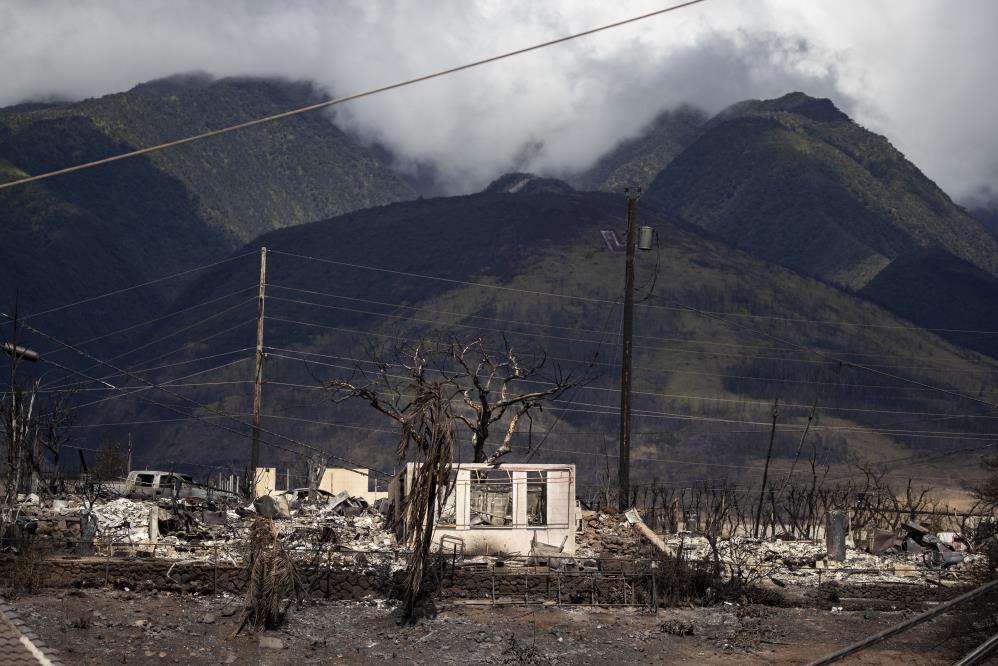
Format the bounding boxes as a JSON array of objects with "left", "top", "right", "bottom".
[
  {"left": 0, "top": 555, "right": 392, "bottom": 601},
  {"left": 0, "top": 554, "right": 653, "bottom": 606}
]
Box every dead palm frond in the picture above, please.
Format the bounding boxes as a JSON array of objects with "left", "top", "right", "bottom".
[
  {"left": 230, "top": 517, "right": 304, "bottom": 637},
  {"left": 396, "top": 381, "right": 454, "bottom": 620}
]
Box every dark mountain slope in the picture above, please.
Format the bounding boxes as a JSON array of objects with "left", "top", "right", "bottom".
[
  {"left": 573, "top": 105, "right": 707, "bottom": 193},
  {"left": 971, "top": 206, "right": 998, "bottom": 238},
  {"left": 0, "top": 75, "right": 416, "bottom": 339},
  {"left": 644, "top": 93, "right": 998, "bottom": 291},
  {"left": 66, "top": 190, "right": 998, "bottom": 490},
  {"left": 860, "top": 247, "right": 998, "bottom": 352},
  {"left": 2, "top": 75, "right": 417, "bottom": 243},
  {"left": 0, "top": 121, "right": 228, "bottom": 339}
]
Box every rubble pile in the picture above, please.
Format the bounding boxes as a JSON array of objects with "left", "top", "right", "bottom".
[
  {"left": 576, "top": 511, "right": 645, "bottom": 559},
  {"left": 92, "top": 497, "right": 155, "bottom": 542},
  {"left": 573, "top": 510, "right": 981, "bottom": 587},
  {"left": 7, "top": 490, "right": 982, "bottom": 594},
  {"left": 6, "top": 488, "right": 397, "bottom": 562},
  {"left": 279, "top": 510, "right": 397, "bottom": 554}
]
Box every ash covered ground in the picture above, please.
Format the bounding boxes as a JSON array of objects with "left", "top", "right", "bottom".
[
  {"left": 11, "top": 589, "right": 987, "bottom": 665},
  {"left": 4, "top": 491, "right": 995, "bottom": 664}
]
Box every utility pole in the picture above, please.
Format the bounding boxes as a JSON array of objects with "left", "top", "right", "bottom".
[
  {"left": 250, "top": 246, "right": 267, "bottom": 494},
  {"left": 618, "top": 190, "right": 640, "bottom": 512},
  {"left": 754, "top": 396, "right": 780, "bottom": 538}
]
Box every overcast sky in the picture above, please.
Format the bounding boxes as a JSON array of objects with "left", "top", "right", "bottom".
[{"left": 1, "top": 0, "right": 995, "bottom": 203}]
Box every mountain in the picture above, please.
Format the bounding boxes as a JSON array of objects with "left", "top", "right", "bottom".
[
  {"left": 0, "top": 75, "right": 417, "bottom": 339},
  {"left": 69, "top": 187, "right": 998, "bottom": 491},
  {"left": 642, "top": 92, "right": 998, "bottom": 357},
  {"left": 644, "top": 92, "right": 998, "bottom": 290},
  {"left": 572, "top": 105, "right": 707, "bottom": 193},
  {"left": 970, "top": 206, "right": 998, "bottom": 238},
  {"left": 860, "top": 247, "right": 998, "bottom": 351},
  {"left": 484, "top": 172, "right": 575, "bottom": 195},
  {"left": 7, "top": 82, "right": 997, "bottom": 492}
]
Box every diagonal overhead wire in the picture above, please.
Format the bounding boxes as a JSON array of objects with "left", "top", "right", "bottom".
[
  {"left": 0, "top": 0, "right": 709, "bottom": 191},
  {"left": 0, "top": 250, "right": 256, "bottom": 326},
  {"left": 2, "top": 312, "right": 390, "bottom": 477},
  {"left": 669, "top": 301, "right": 998, "bottom": 412}
]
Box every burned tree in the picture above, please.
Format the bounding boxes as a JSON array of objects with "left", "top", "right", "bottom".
[
  {"left": 1, "top": 332, "right": 75, "bottom": 507},
  {"left": 973, "top": 456, "right": 998, "bottom": 571},
  {"left": 331, "top": 336, "right": 588, "bottom": 464},
  {"left": 447, "top": 338, "right": 586, "bottom": 463},
  {"left": 94, "top": 433, "right": 129, "bottom": 481},
  {"left": 328, "top": 342, "right": 456, "bottom": 620}
]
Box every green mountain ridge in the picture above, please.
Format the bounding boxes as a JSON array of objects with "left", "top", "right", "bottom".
[
  {"left": 645, "top": 92, "right": 998, "bottom": 290},
  {"left": 4, "top": 80, "right": 996, "bottom": 491},
  {"left": 73, "top": 189, "right": 998, "bottom": 490},
  {"left": 642, "top": 92, "right": 998, "bottom": 358},
  {"left": 572, "top": 105, "right": 707, "bottom": 193},
  {"left": 0, "top": 75, "right": 417, "bottom": 340}
]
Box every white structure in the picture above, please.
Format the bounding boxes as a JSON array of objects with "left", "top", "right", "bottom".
[
  {"left": 318, "top": 467, "right": 387, "bottom": 504},
  {"left": 253, "top": 467, "right": 387, "bottom": 504},
  {"left": 390, "top": 463, "right": 576, "bottom": 556}
]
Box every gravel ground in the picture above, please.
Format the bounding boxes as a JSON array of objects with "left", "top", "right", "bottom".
[{"left": 10, "top": 588, "right": 988, "bottom": 665}]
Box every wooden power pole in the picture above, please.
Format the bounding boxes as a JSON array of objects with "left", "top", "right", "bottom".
[
  {"left": 754, "top": 396, "right": 780, "bottom": 538},
  {"left": 250, "top": 246, "right": 267, "bottom": 492},
  {"left": 618, "top": 192, "right": 639, "bottom": 512}
]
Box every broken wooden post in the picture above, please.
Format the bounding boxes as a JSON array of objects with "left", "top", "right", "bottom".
[
  {"left": 624, "top": 507, "right": 674, "bottom": 557},
  {"left": 651, "top": 560, "right": 659, "bottom": 613},
  {"left": 77, "top": 507, "right": 97, "bottom": 555},
  {"left": 148, "top": 506, "right": 160, "bottom": 544},
  {"left": 826, "top": 510, "right": 847, "bottom": 562}
]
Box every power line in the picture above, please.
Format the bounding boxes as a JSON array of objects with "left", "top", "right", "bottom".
[
  {"left": 269, "top": 250, "right": 998, "bottom": 340},
  {"left": 56, "top": 316, "right": 257, "bottom": 391},
  {"left": 4, "top": 313, "right": 390, "bottom": 477},
  {"left": 266, "top": 343, "right": 969, "bottom": 399},
  {"left": 120, "top": 317, "right": 257, "bottom": 374},
  {"left": 70, "top": 356, "right": 253, "bottom": 411},
  {"left": 98, "top": 297, "right": 257, "bottom": 365},
  {"left": 268, "top": 346, "right": 998, "bottom": 421},
  {"left": 266, "top": 312, "right": 998, "bottom": 406},
  {"left": 44, "top": 297, "right": 255, "bottom": 393},
  {"left": 267, "top": 282, "right": 981, "bottom": 364},
  {"left": 0, "top": 251, "right": 256, "bottom": 325},
  {"left": 43, "top": 347, "right": 255, "bottom": 392},
  {"left": 59, "top": 285, "right": 257, "bottom": 351},
  {"left": 260, "top": 365, "right": 998, "bottom": 442},
  {"left": 41, "top": 379, "right": 254, "bottom": 393},
  {"left": 668, "top": 301, "right": 998, "bottom": 412},
  {"left": 268, "top": 294, "right": 993, "bottom": 374},
  {"left": 0, "top": 0, "right": 709, "bottom": 191},
  {"left": 682, "top": 307, "right": 998, "bottom": 335}
]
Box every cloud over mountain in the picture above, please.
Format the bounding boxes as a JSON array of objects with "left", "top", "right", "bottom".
[{"left": 1, "top": 0, "right": 995, "bottom": 200}]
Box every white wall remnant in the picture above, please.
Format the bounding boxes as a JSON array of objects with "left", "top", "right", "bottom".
[
  {"left": 254, "top": 466, "right": 387, "bottom": 504},
  {"left": 392, "top": 463, "right": 576, "bottom": 556}
]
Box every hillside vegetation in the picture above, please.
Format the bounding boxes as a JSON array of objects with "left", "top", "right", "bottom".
[
  {"left": 643, "top": 92, "right": 998, "bottom": 357},
  {"left": 645, "top": 92, "right": 998, "bottom": 288},
  {"left": 572, "top": 105, "right": 707, "bottom": 193},
  {"left": 6, "top": 82, "right": 997, "bottom": 493},
  {"left": 0, "top": 75, "right": 416, "bottom": 339},
  {"left": 74, "top": 189, "right": 998, "bottom": 491}
]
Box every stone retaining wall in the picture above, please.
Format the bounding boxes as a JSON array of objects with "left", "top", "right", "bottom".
[
  {"left": 1, "top": 554, "right": 652, "bottom": 606},
  {"left": 442, "top": 570, "right": 650, "bottom": 605},
  {"left": 0, "top": 555, "right": 392, "bottom": 601}
]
